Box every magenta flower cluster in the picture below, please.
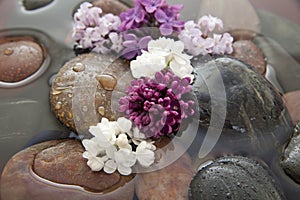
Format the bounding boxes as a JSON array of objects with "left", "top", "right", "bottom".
[
  {"left": 119, "top": 70, "right": 195, "bottom": 138},
  {"left": 119, "top": 0, "right": 185, "bottom": 36}
]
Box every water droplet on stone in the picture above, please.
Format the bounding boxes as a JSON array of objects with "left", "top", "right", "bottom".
[
  {"left": 4, "top": 48, "right": 13, "bottom": 56},
  {"left": 96, "top": 74, "right": 117, "bottom": 91},
  {"left": 72, "top": 63, "right": 85, "bottom": 72},
  {"left": 98, "top": 106, "right": 105, "bottom": 116},
  {"left": 55, "top": 102, "right": 62, "bottom": 110},
  {"left": 67, "top": 112, "right": 73, "bottom": 119},
  {"left": 51, "top": 88, "right": 62, "bottom": 95},
  {"left": 75, "top": 116, "right": 80, "bottom": 122},
  {"left": 67, "top": 93, "right": 73, "bottom": 98}
]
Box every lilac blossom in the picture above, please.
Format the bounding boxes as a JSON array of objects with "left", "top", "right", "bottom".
[
  {"left": 178, "top": 15, "right": 233, "bottom": 56},
  {"left": 72, "top": 2, "right": 123, "bottom": 54},
  {"left": 119, "top": 0, "right": 184, "bottom": 36},
  {"left": 122, "top": 33, "right": 152, "bottom": 59},
  {"left": 119, "top": 70, "right": 195, "bottom": 138}
]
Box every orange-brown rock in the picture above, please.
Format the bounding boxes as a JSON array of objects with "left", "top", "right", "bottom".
[
  {"left": 1, "top": 139, "right": 135, "bottom": 200},
  {"left": 135, "top": 149, "right": 195, "bottom": 200},
  {"left": 0, "top": 36, "right": 44, "bottom": 82},
  {"left": 232, "top": 40, "right": 266, "bottom": 75},
  {"left": 283, "top": 90, "right": 300, "bottom": 125}
]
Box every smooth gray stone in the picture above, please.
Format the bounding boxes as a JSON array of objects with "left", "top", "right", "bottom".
[
  {"left": 189, "top": 156, "right": 286, "bottom": 200},
  {"left": 23, "top": 0, "right": 54, "bottom": 10}
]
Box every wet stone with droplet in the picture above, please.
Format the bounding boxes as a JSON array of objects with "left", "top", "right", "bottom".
[
  {"left": 0, "top": 36, "right": 45, "bottom": 82},
  {"left": 192, "top": 56, "right": 293, "bottom": 155},
  {"left": 189, "top": 156, "right": 286, "bottom": 200},
  {"left": 50, "top": 53, "right": 133, "bottom": 135}
]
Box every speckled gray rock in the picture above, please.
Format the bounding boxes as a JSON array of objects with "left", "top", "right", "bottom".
[
  {"left": 189, "top": 156, "right": 286, "bottom": 200},
  {"left": 281, "top": 123, "right": 300, "bottom": 184},
  {"left": 192, "top": 56, "right": 293, "bottom": 154},
  {"left": 23, "top": 0, "right": 54, "bottom": 10}
]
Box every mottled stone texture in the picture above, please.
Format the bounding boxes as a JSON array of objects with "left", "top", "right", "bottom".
[
  {"left": 93, "top": 0, "right": 129, "bottom": 16},
  {"left": 1, "top": 139, "right": 135, "bottom": 200},
  {"left": 283, "top": 91, "right": 300, "bottom": 125},
  {"left": 0, "top": 36, "right": 44, "bottom": 82}
]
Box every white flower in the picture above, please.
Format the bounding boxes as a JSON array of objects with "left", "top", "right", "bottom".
[
  {"left": 82, "top": 137, "right": 104, "bottom": 156},
  {"left": 89, "top": 118, "right": 117, "bottom": 147},
  {"left": 130, "top": 50, "right": 166, "bottom": 78},
  {"left": 116, "top": 117, "right": 132, "bottom": 134},
  {"left": 116, "top": 133, "right": 132, "bottom": 150},
  {"left": 135, "top": 141, "right": 156, "bottom": 167},
  {"left": 104, "top": 147, "right": 137, "bottom": 175},
  {"left": 82, "top": 151, "right": 107, "bottom": 171},
  {"left": 130, "top": 37, "right": 193, "bottom": 80}
]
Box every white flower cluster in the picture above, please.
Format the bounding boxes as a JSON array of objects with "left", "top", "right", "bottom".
[
  {"left": 72, "top": 2, "right": 123, "bottom": 54},
  {"left": 130, "top": 37, "right": 194, "bottom": 81},
  {"left": 178, "top": 15, "right": 233, "bottom": 56},
  {"left": 82, "top": 117, "right": 156, "bottom": 176}
]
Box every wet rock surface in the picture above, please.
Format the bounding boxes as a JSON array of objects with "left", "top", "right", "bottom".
[
  {"left": 23, "top": 0, "right": 54, "bottom": 10},
  {"left": 1, "top": 139, "right": 135, "bottom": 200},
  {"left": 135, "top": 151, "right": 194, "bottom": 200},
  {"left": 283, "top": 90, "right": 300, "bottom": 125},
  {"left": 93, "top": 0, "right": 129, "bottom": 15},
  {"left": 189, "top": 156, "right": 286, "bottom": 200},
  {"left": 192, "top": 56, "right": 292, "bottom": 153},
  {"left": 281, "top": 124, "right": 300, "bottom": 184},
  {"left": 0, "top": 36, "right": 44, "bottom": 82},
  {"left": 232, "top": 40, "right": 266, "bottom": 74},
  {"left": 50, "top": 53, "right": 132, "bottom": 137}
]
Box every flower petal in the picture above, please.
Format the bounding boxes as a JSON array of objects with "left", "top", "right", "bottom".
[{"left": 104, "top": 159, "right": 117, "bottom": 174}]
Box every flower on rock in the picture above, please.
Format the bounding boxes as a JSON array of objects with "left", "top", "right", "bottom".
[
  {"left": 72, "top": 2, "right": 123, "bottom": 54},
  {"left": 119, "top": 70, "right": 195, "bottom": 138},
  {"left": 130, "top": 37, "right": 194, "bottom": 81},
  {"left": 82, "top": 117, "right": 156, "bottom": 175},
  {"left": 119, "top": 0, "right": 184, "bottom": 36},
  {"left": 178, "top": 15, "right": 233, "bottom": 56}
]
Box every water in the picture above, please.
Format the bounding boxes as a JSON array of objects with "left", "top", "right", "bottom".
[{"left": 0, "top": 0, "right": 300, "bottom": 199}]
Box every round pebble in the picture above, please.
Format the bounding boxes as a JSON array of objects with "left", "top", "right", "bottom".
[
  {"left": 0, "top": 36, "right": 44, "bottom": 82},
  {"left": 189, "top": 156, "right": 286, "bottom": 200}
]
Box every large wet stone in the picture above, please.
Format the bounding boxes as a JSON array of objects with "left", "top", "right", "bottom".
[
  {"left": 283, "top": 91, "right": 300, "bottom": 125},
  {"left": 23, "top": 0, "right": 54, "bottom": 11},
  {"left": 1, "top": 139, "right": 135, "bottom": 200},
  {"left": 0, "top": 36, "right": 44, "bottom": 82},
  {"left": 189, "top": 156, "right": 286, "bottom": 200},
  {"left": 281, "top": 123, "right": 300, "bottom": 184},
  {"left": 192, "top": 56, "right": 293, "bottom": 154},
  {"left": 50, "top": 53, "right": 133, "bottom": 137}
]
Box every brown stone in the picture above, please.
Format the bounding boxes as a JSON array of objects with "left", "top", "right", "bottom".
[
  {"left": 283, "top": 90, "right": 300, "bottom": 125},
  {"left": 229, "top": 29, "right": 257, "bottom": 41},
  {"left": 49, "top": 53, "right": 133, "bottom": 136},
  {"left": 135, "top": 150, "right": 195, "bottom": 200},
  {"left": 232, "top": 40, "right": 266, "bottom": 75},
  {"left": 93, "top": 0, "right": 129, "bottom": 16},
  {"left": 0, "top": 36, "right": 44, "bottom": 82},
  {"left": 1, "top": 139, "right": 135, "bottom": 200}
]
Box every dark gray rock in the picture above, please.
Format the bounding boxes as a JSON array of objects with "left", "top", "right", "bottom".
[
  {"left": 189, "top": 156, "right": 286, "bottom": 200},
  {"left": 281, "top": 123, "right": 300, "bottom": 184},
  {"left": 192, "top": 56, "right": 293, "bottom": 154},
  {"left": 23, "top": 0, "right": 54, "bottom": 10}
]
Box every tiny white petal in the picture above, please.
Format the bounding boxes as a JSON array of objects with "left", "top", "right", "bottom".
[
  {"left": 115, "top": 149, "right": 136, "bottom": 167},
  {"left": 117, "top": 164, "right": 132, "bottom": 176},
  {"left": 104, "top": 159, "right": 117, "bottom": 174},
  {"left": 117, "top": 117, "right": 132, "bottom": 133}
]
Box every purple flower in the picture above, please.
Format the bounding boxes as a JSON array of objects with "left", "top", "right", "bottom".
[
  {"left": 122, "top": 33, "right": 152, "bottom": 59},
  {"left": 119, "top": 4, "right": 146, "bottom": 31},
  {"left": 154, "top": 5, "right": 184, "bottom": 36},
  {"left": 119, "top": 70, "right": 194, "bottom": 138},
  {"left": 139, "top": 0, "right": 166, "bottom": 13}
]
